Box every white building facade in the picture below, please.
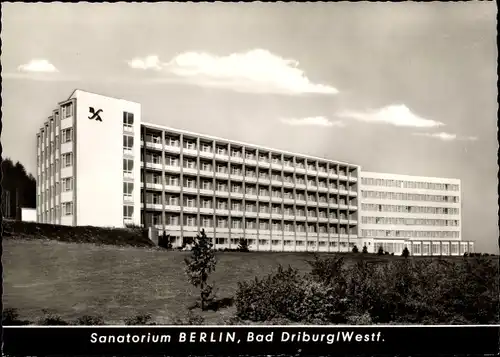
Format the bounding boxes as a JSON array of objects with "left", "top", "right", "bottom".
[
  {"left": 359, "top": 171, "right": 474, "bottom": 255},
  {"left": 36, "top": 90, "right": 142, "bottom": 228},
  {"left": 35, "top": 90, "right": 474, "bottom": 255}
]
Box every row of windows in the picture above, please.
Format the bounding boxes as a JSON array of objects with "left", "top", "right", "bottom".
[
  {"left": 39, "top": 201, "right": 73, "bottom": 221},
  {"left": 209, "top": 239, "right": 357, "bottom": 247},
  {"left": 159, "top": 175, "right": 355, "bottom": 194},
  {"left": 361, "top": 177, "right": 459, "bottom": 191},
  {"left": 360, "top": 203, "right": 459, "bottom": 215},
  {"left": 411, "top": 242, "right": 469, "bottom": 255},
  {"left": 38, "top": 177, "right": 73, "bottom": 204},
  {"left": 37, "top": 103, "right": 73, "bottom": 147},
  {"left": 144, "top": 135, "right": 356, "bottom": 174},
  {"left": 149, "top": 216, "right": 357, "bottom": 233},
  {"left": 362, "top": 190, "right": 459, "bottom": 203},
  {"left": 144, "top": 193, "right": 355, "bottom": 209},
  {"left": 38, "top": 153, "right": 73, "bottom": 179},
  {"left": 37, "top": 128, "right": 73, "bottom": 166},
  {"left": 361, "top": 216, "right": 459, "bottom": 227},
  {"left": 362, "top": 229, "right": 460, "bottom": 239}
]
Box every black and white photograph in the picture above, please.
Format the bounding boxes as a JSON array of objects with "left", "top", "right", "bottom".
[{"left": 1, "top": 2, "right": 499, "bottom": 356}]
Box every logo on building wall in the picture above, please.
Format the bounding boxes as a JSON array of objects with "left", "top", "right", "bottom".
[{"left": 88, "top": 107, "right": 103, "bottom": 121}]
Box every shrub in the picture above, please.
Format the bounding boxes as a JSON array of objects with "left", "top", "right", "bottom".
[
  {"left": 38, "top": 313, "right": 69, "bottom": 326},
  {"left": 352, "top": 245, "right": 359, "bottom": 253},
  {"left": 237, "top": 238, "right": 250, "bottom": 252},
  {"left": 124, "top": 313, "right": 155, "bottom": 325},
  {"left": 75, "top": 315, "right": 105, "bottom": 325},
  {"left": 362, "top": 245, "right": 368, "bottom": 254},
  {"left": 2, "top": 308, "right": 30, "bottom": 326},
  {"left": 159, "top": 231, "right": 172, "bottom": 250},
  {"left": 184, "top": 229, "right": 217, "bottom": 311},
  {"left": 402, "top": 247, "right": 410, "bottom": 258},
  {"left": 377, "top": 246, "right": 384, "bottom": 255}
]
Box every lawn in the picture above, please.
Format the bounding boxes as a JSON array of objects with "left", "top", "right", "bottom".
[
  {"left": 3, "top": 238, "right": 320, "bottom": 324},
  {"left": 3, "top": 238, "right": 493, "bottom": 325}
]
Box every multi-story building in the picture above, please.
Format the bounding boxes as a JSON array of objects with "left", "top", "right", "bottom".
[
  {"left": 359, "top": 171, "right": 474, "bottom": 255},
  {"left": 35, "top": 90, "right": 473, "bottom": 255},
  {"left": 36, "top": 90, "right": 360, "bottom": 252}
]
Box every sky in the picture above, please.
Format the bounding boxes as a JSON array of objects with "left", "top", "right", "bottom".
[{"left": 1, "top": 2, "right": 498, "bottom": 253}]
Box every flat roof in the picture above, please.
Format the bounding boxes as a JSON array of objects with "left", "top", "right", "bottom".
[
  {"left": 142, "top": 121, "right": 359, "bottom": 168},
  {"left": 361, "top": 171, "right": 460, "bottom": 183}
]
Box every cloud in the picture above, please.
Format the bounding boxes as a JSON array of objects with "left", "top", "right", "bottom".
[
  {"left": 280, "top": 116, "right": 345, "bottom": 127},
  {"left": 17, "top": 59, "right": 58, "bottom": 73},
  {"left": 412, "top": 132, "right": 478, "bottom": 142},
  {"left": 127, "top": 49, "right": 339, "bottom": 95},
  {"left": 337, "top": 104, "right": 443, "bottom": 128},
  {"left": 127, "top": 55, "right": 162, "bottom": 70}
]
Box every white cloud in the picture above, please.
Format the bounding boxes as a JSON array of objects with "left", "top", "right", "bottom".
[
  {"left": 127, "top": 55, "right": 162, "bottom": 70},
  {"left": 337, "top": 104, "right": 443, "bottom": 128},
  {"left": 280, "top": 117, "right": 345, "bottom": 127},
  {"left": 17, "top": 59, "right": 58, "bottom": 73},
  {"left": 412, "top": 132, "right": 478, "bottom": 142},
  {"left": 127, "top": 49, "right": 339, "bottom": 95}
]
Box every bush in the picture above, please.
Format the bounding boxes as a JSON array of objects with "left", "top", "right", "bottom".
[
  {"left": 237, "top": 238, "right": 250, "bottom": 252},
  {"left": 124, "top": 313, "right": 155, "bottom": 325},
  {"left": 159, "top": 232, "right": 172, "bottom": 250},
  {"left": 38, "top": 313, "right": 69, "bottom": 326},
  {"left": 75, "top": 315, "right": 105, "bottom": 325},
  {"left": 362, "top": 245, "right": 368, "bottom": 254},
  {"left": 402, "top": 247, "right": 410, "bottom": 258},
  {"left": 235, "top": 254, "right": 500, "bottom": 325},
  {"left": 2, "top": 308, "right": 30, "bottom": 326},
  {"left": 352, "top": 245, "right": 359, "bottom": 253},
  {"left": 377, "top": 246, "right": 384, "bottom": 255}
]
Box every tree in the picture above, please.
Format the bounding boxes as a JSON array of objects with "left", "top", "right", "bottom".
[
  {"left": 402, "top": 247, "right": 410, "bottom": 258},
  {"left": 377, "top": 246, "right": 384, "bottom": 256},
  {"left": 237, "top": 238, "right": 249, "bottom": 252},
  {"left": 352, "top": 245, "right": 359, "bottom": 253},
  {"left": 362, "top": 245, "right": 368, "bottom": 254},
  {"left": 1, "top": 158, "right": 36, "bottom": 219},
  {"left": 184, "top": 229, "right": 217, "bottom": 311}
]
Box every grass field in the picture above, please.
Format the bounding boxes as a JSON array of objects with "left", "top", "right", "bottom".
[{"left": 4, "top": 238, "right": 496, "bottom": 325}]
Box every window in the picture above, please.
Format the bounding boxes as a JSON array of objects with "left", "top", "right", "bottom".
[
  {"left": 123, "top": 159, "right": 134, "bottom": 174},
  {"left": 62, "top": 103, "right": 73, "bottom": 118},
  {"left": 62, "top": 153, "right": 73, "bottom": 168},
  {"left": 202, "top": 217, "right": 213, "bottom": 227},
  {"left": 184, "top": 197, "right": 196, "bottom": 207},
  {"left": 123, "top": 182, "right": 134, "bottom": 198},
  {"left": 167, "top": 137, "right": 180, "bottom": 147},
  {"left": 62, "top": 177, "right": 73, "bottom": 192},
  {"left": 184, "top": 140, "right": 196, "bottom": 150},
  {"left": 201, "top": 180, "right": 212, "bottom": 190},
  {"left": 166, "top": 175, "right": 179, "bottom": 186},
  {"left": 166, "top": 156, "right": 179, "bottom": 166},
  {"left": 201, "top": 143, "right": 212, "bottom": 152},
  {"left": 231, "top": 202, "right": 241, "bottom": 211},
  {"left": 202, "top": 199, "right": 212, "bottom": 209},
  {"left": 217, "top": 164, "right": 228, "bottom": 173},
  {"left": 183, "top": 159, "right": 196, "bottom": 169},
  {"left": 123, "top": 112, "right": 134, "bottom": 128},
  {"left": 185, "top": 215, "right": 197, "bottom": 226},
  {"left": 63, "top": 202, "right": 73, "bottom": 216},
  {"left": 201, "top": 162, "right": 212, "bottom": 171},
  {"left": 123, "top": 135, "right": 134, "bottom": 149},
  {"left": 62, "top": 128, "right": 73, "bottom": 143},
  {"left": 217, "top": 218, "right": 228, "bottom": 228},
  {"left": 184, "top": 178, "right": 196, "bottom": 188},
  {"left": 216, "top": 146, "right": 227, "bottom": 155},
  {"left": 123, "top": 205, "right": 134, "bottom": 219}
]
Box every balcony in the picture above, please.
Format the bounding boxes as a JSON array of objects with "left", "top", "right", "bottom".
[
  {"left": 123, "top": 124, "right": 134, "bottom": 134},
  {"left": 271, "top": 212, "right": 282, "bottom": 219},
  {"left": 183, "top": 206, "right": 198, "bottom": 214},
  {"left": 245, "top": 211, "right": 257, "bottom": 218},
  {"left": 230, "top": 155, "right": 244, "bottom": 164},
  {"left": 144, "top": 203, "right": 163, "bottom": 210},
  {"left": 164, "top": 184, "right": 181, "bottom": 193},
  {"left": 199, "top": 207, "right": 213, "bottom": 215},
  {"left": 199, "top": 188, "right": 214, "bottom": 196},
  {"left": 199, "top": 149, "right": 213, "bottom": 159},
  {"left": 258, "top": 160, "right": 270, "bottom": 169},
  {"left": 245, "top": 176, "right": 257, "bottom": 183},
  {"left": 144, "top": 182, "right": 163, "bottom": 190},
  {"left": 283, "top": 164, "right": 294, "bottom": 172},
  {"left": 123, "top": 171, "right": 134, "bottom": 181},
  {"left": 258, "top": 177, "right": 271, "bottom": 185},
  {"left": 283, "top": 180, "right": 294, "bottom": 188},
  {"left": 215, "top": 190, "right": 229, "bottom": 197},
  {"left": 318, "top": 170, "right": 328, "bottom": 178},
  {"left": 142, "top": 162, "right": 163, "bottom": 171},
  {"left": 231, "top": 191, "right": 244, "bottom": 199},
  {"left": 296, "top": 215, "right": 306, "bottom": 221},
  {"left": 231, "top": 174, "right": 244, "bottom": 182},
  {"left": 215, "top": 172, "right": 229, "bottom": 179},
  {"left": 183, "top": 186, "right": 197, "bottom": 195},
  {"left": 215, "top": 153, "right": 229, "bottom": 161},
  {"left": 271, "top": 196, "right": 282, "bottom": 203},
  {"left": 245, "top": 158, "right": 257, "bottom": 166},
  {"left": 230, "top": 210, "right": 244, "bottom": 217},
  {"left": 144, "top": 141, "right": 163, "bottom": 151},
  {"left": 271, "top": 162, "right": 283, "bottom": 170},
  {"left": 164, "top": 204, "right": 181, "bottom": 212},
  {"left": 215, "top": 209, "right": 230, "bottom": 216},
  {"left": 183, "top": 167, "right": 197, "bottom": 176},
  {"left": 318, "top": 186, "right": 328, "bottom": 193},
  {"left": 199, "top": 169, "right": 214, "bottom": 178},
  {"left": 259, "top": 212, "right": 270, "bottom": 219},
  {"left": 183, "top": 148, "right": 198, "bottom": 157},
  {"left": 258, "top": 195, "right": 271, "bottom": 202}
]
